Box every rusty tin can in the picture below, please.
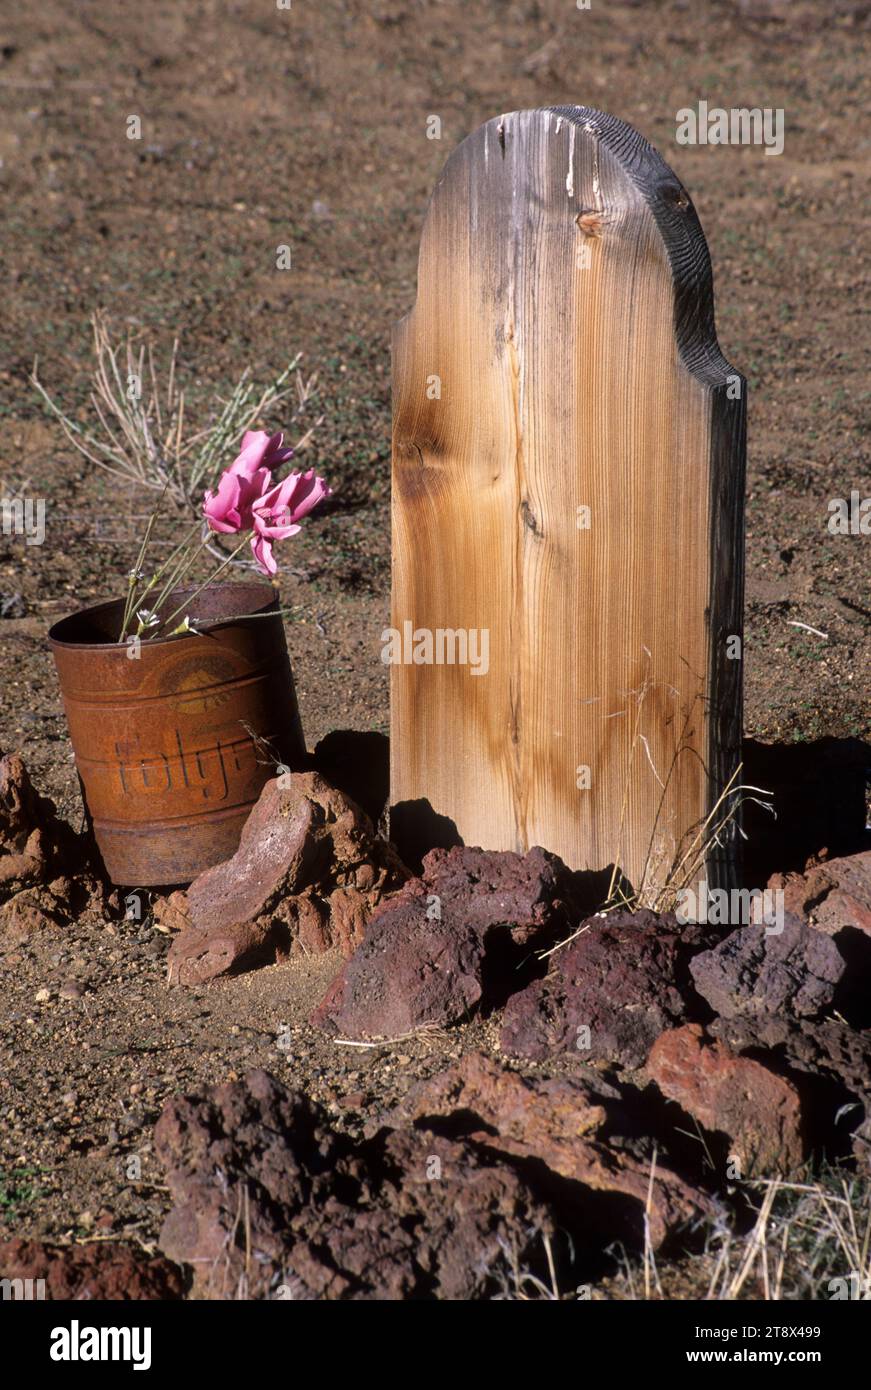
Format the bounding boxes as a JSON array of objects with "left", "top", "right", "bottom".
[{"left": 49, "top": 581, "right": 306, "bottom": 887}]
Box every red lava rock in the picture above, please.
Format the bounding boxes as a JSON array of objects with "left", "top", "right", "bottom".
[
  {"left": 154, "top": 1067, "right": 553, "bottom": 1300},
  {"left": 709, "top": 1013, "right": 871, "bottom": 1167},
  {"left": 0, "top": 887, "right": 68, "bottom": 943},
  {"left": 392, "top": 1053, "right": 713, "bottom": 1249},
  {"left": 768, "top": 850, "right": 871, "bottom": 938},
  {"left": 688, "top": 916, "right": 844, "bottom": 1021},
  {"left": 0, "top": 1236, "right": 184, "bottom": 1300},
  {"left": 0, "top": 752, "right": 82, "bottom": 898},
  {"left": 311, "top": 845, "right": 580, "bottom": 1038},
  {"left": 293, "top": 1128, "right": 553, "bottom": 1301},
  {"left": 710, "top": 1014, "right": 871, "bottom": 1098},
  {"left": 166, "top": 772, "right": 407, "bottom": 985},
  {"left": 396, "top": 1051, "right": 607, "bottom": 1140},
  {"left": 167, "top": 919, "right": 288, "bottom": 986},
  {"left": 816, "top": 889, "right": 871, "bottom": 937},
  {"left": 852, "top": 1114, "right": 871, "bottom": 1175},
  {"left": 499, "top": 909, "right": 696, "bottom": 1069},
  {"left": 151, "top": 890, "right": 191, "bottom": 933},
  {"left": 648, "top": 1023, "right": 805, "bottom": 1176}
]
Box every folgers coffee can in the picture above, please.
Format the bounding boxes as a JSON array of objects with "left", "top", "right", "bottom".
[{"left": 49, "top": 581, "right": 306, "bottom": 886}]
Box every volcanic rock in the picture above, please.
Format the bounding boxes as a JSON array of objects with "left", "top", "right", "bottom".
[
  {"left": 648, "top": 1023, "right": 804, "bottom": 1176},
  {"left": 151, "top": 890, "right": 190, "bottom": 934},
  {"left": 167, "top": 918, "right": 288, "bottom": 987},
  {"left": 499, "top": 909, "right": 699, "bottom": 1069},
  {"left": 155, "top": 1067, "right": 553, "bottom": 1300},
  {"left": 0, "top": 1237, "right": 184, "bottom": 1300},
  {"left": 395, "top": 1050, "right": 607, "bottom": 1140},
  {"left": 0, "top": 752, "right": 81, "bottom": 899},
  {"left": 689, "top": 916, "right": 844, "bottom": 1021},
  {"left": 709, "top": 1013, "right": 871, "bottom": 1168},
  {"left": 710, "top": 1014, "right": 871, "bottom": 1099},
  {"left": 311, "top": 845, "right": 580, "bottom": 1038},
  {"left": 768, "top": 850, "right": 871, "bottom": 938},
  {"left": 166, "top": 772, "right": 407, "bottom": 985},
  {"left": 291, "top": 1128, "right": 553, "bottom": 1301},
  {"left": 0, "top": 886, "right": 68, "bottom": 943},
  {"left": 391, "top": 1052, "right": 714, "bottom": 1248}
]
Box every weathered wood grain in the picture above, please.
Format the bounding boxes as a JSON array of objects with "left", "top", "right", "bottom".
[{"left": 390, "top": 107, "right": 745, "bottom": 897}]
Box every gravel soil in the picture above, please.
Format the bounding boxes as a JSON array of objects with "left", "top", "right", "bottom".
[{"left": 0, "top": 0, "right": 868, "bottom": 1282}]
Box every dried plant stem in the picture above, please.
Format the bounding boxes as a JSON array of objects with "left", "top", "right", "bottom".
[
  {"left": 604, "top": 669, "right": 652, "bottom": 907},
  {"left": 32, "top": 311, "right": 321, "bottom": 521},
  {"left": 118, "top": 489, "right": 168, "bottom": 641},
  {"left": 158, "top": 535, "right": 252, "bottom": 635},
  {"left": 119, "top": 516, "right": 204, "bottom": 642}
]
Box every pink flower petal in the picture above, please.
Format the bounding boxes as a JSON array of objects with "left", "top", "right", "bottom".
[
  {"left": 284, "top": 469, "right": 332, "bottom": 523},
  {"left": 232, "top": 431, "right": 273, "bottom": 478},
  {"left": 203, "top": 464, "right": 273, "bottom": 534},
  {"left": 250, "top": 532, "right": 277, "bottom": 576},
  {"left": 203, "top": 472, "right": 244, "bottom": 533}
]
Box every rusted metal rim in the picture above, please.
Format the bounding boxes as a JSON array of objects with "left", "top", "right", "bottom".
[{"left": 48, "top": 580, "right": 279, "bottom": 650}]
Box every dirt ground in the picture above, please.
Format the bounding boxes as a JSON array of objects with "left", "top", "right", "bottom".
[{"left": 0, "top": 0, "right": 869, "bottom": 1293}]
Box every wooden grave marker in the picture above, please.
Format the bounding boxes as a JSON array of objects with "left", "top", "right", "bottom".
[{"left": 389, "top": 107, "right": 745, "bottom": 900}]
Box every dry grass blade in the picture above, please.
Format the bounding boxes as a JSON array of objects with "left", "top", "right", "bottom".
[
  {"left": 32, "top": 311, "right": 322, "bottom": 526},
  {"left": 332, "top": 1021, "right": 447, "bottom": 1048},
  {"left": 727, "top": 1180, "right": 778, "bottom": 1299},
  {"left": 643, "top": 1146, "right": 662, "bottom": 1299}
]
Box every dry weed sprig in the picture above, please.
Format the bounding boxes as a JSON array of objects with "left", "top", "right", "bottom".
[
  {"left": 598, "top": 1168, "right": 871, "bottom": 1301},
  {"left": 331, "top": 1021, "right": 447, "bottom": 1048},
  {"left": 492, "top": 1228, "right": 565, "bottom": 1300},
  {"left": 542, "top": 658, "right": 774, "bottom": 959},
  {"left": 32, "top": 310, "right": 322, "bottom": 516}
]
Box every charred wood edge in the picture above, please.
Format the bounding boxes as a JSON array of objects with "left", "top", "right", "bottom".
[{"left": 547, "top": 107, "right": 746, "bottom": 891}]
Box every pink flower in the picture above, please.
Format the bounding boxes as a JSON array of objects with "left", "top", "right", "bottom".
[
  {"left": 202, "top": 467, "right": 269, "bottom": 534},
  {"left": 249, "top": 469, "right": 331, "bottom": 575},
  {"left": 234, "top": 430, "right": 294, "bottom": 477},
  {"left": 202, "top": 431, "right": 292, "bottom": 534}
]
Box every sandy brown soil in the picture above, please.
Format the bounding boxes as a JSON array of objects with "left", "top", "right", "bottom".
[{"left": 0, "top": 0, "right": 869, "bottom": 1290}]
